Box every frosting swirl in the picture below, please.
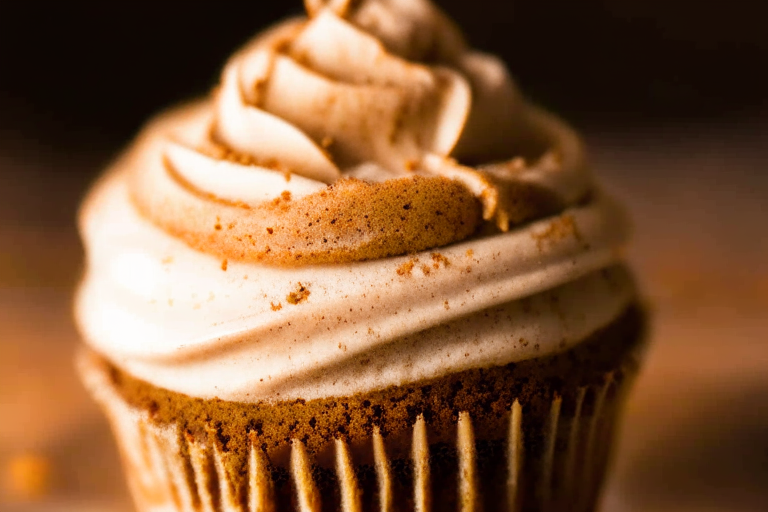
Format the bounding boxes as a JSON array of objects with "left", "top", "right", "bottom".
[
  {"left": 127, "top": 0, "right": 590, "bottom": 265},
  {"left": 75, "top": 0, "right": 635, "bottom": 402}
]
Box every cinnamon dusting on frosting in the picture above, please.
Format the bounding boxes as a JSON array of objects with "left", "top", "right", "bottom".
[
  {"left": 199, "top": 138, "right": 289, "bottom": 173},
  {"left": 134, "top": 167, "right": 482, "bottom": 264},
  {"left": 431, "top": 253, "right": 450, "bottom": 269},
  {"left": 531, "top": 213, "right": 582, "bottom": 251},
  {"left": 396, "top": 259, "right": 417, "bottom": 277},
  {"left": 287, "top": 282, "right": 311, "bottom": 305},
  {"left": 124, "top": 0, "right": 592, "bottom": 266}
]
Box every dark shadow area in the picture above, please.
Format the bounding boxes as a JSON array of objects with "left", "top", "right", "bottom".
[{"left": 1, "top": 0, "right": 766, "bottom": 155}]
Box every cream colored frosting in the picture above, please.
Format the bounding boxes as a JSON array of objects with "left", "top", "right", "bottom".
[{"left": 75, "top": 0, "right": 636, "bottom": 402}]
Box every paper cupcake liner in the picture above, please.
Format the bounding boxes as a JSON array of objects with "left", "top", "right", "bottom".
[{"left": 79, "top": 352, "right": 635, "bottom": 512}]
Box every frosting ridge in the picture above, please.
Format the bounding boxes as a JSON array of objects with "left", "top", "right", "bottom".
[
  {"left": 128, "top": 0, "right": 591, "bottom": 265},
  {"left": 77, "top": 167, "right": 633, "bottom": 401}
]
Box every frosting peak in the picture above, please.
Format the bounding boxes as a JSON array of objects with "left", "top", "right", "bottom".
[
  {"left": 305, "top": 0, "right": 465, "bottom": 62},
  {"left": 121, "top": 0, "right": 592, "bottom": 265}
]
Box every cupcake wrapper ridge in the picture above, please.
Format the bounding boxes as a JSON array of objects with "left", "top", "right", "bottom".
[{"left": 79, "top": 351, "right": 634, "bottom": 512}]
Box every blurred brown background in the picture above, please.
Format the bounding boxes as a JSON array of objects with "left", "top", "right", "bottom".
[{"left": 1, "top": 1, "right": 766, "bottom": 511}]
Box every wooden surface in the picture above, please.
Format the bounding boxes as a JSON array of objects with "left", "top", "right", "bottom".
[{"left": 1, "top": 117, "right": 766, "bottom": 511}]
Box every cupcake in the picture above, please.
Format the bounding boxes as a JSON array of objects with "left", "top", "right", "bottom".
[{"left": 75, "top": 1, "right": 646, "bottom": 511}]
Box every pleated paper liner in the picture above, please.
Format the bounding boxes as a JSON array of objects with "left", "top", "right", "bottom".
[{"left": 79, "top": 351, "right": 636, "bottom": 512}]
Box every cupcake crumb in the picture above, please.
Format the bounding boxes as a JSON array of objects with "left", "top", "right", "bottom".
[
  {"left": 270, "top": 302, "right": 282, "bottom": 311},
  {"left": 396, "top": 259, "right": 417, "bottom": 277},
  {"left": 431, "top": 253, "right": 450, "bottom": 269},
  {"left": 531, "top": 214, "right": 581, "bottom": 251},
  {"left": 286, "top": 282, "right": 310, "bottom": 305}
]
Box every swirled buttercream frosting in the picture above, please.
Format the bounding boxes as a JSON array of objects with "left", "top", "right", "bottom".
[{"left": 76, "top": 0, "right": 636, "bottom": 402}]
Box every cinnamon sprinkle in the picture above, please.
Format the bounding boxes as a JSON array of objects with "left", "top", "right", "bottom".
[
  {"left": 286, "top": 282, "right": 310, "bottom": 305},
  {"left": 431, "top": 253, "right": 450, "bottom": 269},
  {"left": 396, "top": 259, "right": 417, "bottom": 277}
]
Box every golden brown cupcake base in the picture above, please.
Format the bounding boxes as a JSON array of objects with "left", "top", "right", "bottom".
[{"left": 80, "top": 305, "right": 644, "bottom": 512}]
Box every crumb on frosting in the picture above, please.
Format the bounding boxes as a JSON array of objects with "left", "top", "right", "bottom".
[
  {"left": 431, "top": 253, "right": 450, "bottom": 269},
  {"left": 139, "top": 172, "right": 483, "bottom": 266},
  {"left": 396, "top": 259, "right": 417, "bottom": 277},
  {"left": 286, "top": 282, "right": 310, "bottom": 305},
  {"left": 531, "top": 213, "right": 581, "bottom": 251}
]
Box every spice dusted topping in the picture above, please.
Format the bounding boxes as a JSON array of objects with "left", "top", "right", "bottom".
[
  {"left": 286, "top": 282, "right": 311, "bottom": 305},
  {"left": 75, "top": 0, "right": 635, "bottom": 403},
  {"left": 134, "top": 162, "right": 481, "bottom": 264},
  {"left": 396, "top": 259, "right": 417, "bottom": 277},
  {"left": 78, "top": 137, "right": 633, "bottom": 403},
  {"left": 431, "top": 253, "right": 450, "bottom": 269},
  {"left": 531, "top": 213, "right": 584, "bottom": 252},
  {"left": 124, "top": 0, "right": 592, "bottom": 266}
]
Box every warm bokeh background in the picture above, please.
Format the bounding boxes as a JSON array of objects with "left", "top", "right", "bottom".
[{"left": 1, "top": 1, "right": 766, "bottom": 511}]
